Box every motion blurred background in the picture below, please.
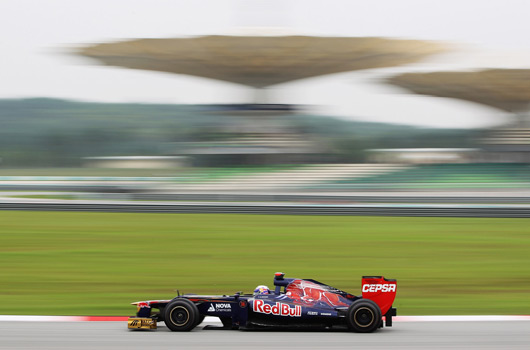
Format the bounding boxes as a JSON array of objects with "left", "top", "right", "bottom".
[{"left": 0, "top": 0, "right": 529, "bottom": 316}]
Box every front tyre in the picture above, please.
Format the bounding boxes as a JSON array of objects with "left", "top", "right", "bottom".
[
  {"left": 164, "top": 299, "right": 200, "bottom": 331},
  {"left": 346, "top": 299, "right": 382, "bottom": 333},
  {"left": 195, "top": 315, "right": 205, "bottom": 326}
]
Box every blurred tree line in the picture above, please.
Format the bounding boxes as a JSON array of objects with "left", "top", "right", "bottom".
[{"left": 0, "top": 98, "right": 483, "bottom": 167}]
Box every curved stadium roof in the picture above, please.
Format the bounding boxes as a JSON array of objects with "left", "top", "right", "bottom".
[
  {"left": 387, "top": 69, "right": 530, "bottom": 113},
  {"left": 78, "top": 35, "right": 444, "bottom": 88}
]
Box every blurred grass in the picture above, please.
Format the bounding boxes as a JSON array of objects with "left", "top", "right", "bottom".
[
  {"left": 317, "top": 163, "right": 530, "bottom": 189},
  {"left": 0, "top": 211, "right": 529, "bottom": 316},
  {"left": 0, "top": 166, "right": 299, "bottom": 179},
  {"left": 0, "top": 168, "right": 183, "bottom": 177},
  {"left": 11, "top": 195, "right": 77, "bottom": 200}
]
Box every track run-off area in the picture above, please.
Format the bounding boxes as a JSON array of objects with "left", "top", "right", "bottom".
[{"left": 1, "top": 317, "right": 529, "bottom": 350}]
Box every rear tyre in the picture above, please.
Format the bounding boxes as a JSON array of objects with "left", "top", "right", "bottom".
[
  {"left": 346, "top": 299, "right": 382, "bottom": 333},
  {"left": 164, "top": 299, "right": 200, "bottom": 332}
]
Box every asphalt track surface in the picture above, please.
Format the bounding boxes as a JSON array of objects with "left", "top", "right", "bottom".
[
  {"left": 2, "top": 200, "right": 530, "bottom": 217},
  {"left": 1, "top": 320, "right": 529, "bottom": 350}
]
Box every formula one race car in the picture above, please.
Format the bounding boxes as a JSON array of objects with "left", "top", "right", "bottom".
[{"left": 128, "top": 272, "right": 397, "bottom": 333}]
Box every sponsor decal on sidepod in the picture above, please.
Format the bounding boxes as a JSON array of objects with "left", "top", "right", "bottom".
[
  {"left": 362, "top": 284, "right": 396, "bottom": 293},
  {"left": 208, "top": 303, "right": 232, "bottom": 312},
  {"left": 253, "top": 300, "right": 302, "bottom": 317}
]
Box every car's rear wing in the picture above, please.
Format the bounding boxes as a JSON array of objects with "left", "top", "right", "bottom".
[{"left": 361, "top": 276, "right": 397, "bottom": 324}]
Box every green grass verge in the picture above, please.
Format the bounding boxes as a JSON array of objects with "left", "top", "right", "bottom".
[
  {"left": 0, "top": 166, "right": 300, "bottom": 179},
  {"left": 0, "top": 211, "right": 529, "bottom": 316},
  {"left": 11, "top": 195, "right": 77, "bottom": 200},
  {"left": 0, "top": 168, "right": 185, "bottom": 177}
]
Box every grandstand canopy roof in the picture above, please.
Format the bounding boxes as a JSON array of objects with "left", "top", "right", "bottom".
[
  {"left": 387, "top": 69, "right": 530, "bottom": 113},
  {"left": 78, "top": 35, "right": 443, "bottom": 88}
]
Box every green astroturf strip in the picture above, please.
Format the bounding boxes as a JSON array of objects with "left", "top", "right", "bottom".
[
  {"left": 0, "top": 165, "right": 300, "bottom": 179},
  {"left": 0, "top": 211, "right": 529, "bottom": 316},
  {"left": 324, "top": 164, "right": 530, "bottom": 188}
]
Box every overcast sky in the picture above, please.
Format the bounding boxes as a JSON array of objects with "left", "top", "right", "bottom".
[{"left": 2, "top": 0, "right": 530, "bottom": 128}]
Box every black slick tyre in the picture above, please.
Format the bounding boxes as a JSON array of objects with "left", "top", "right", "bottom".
[
  {"left": 164, "top": 299, "right": 200, "bottom": 331},
  {"left": 346, "top": 299, "right": 382, "bottom": 333}
]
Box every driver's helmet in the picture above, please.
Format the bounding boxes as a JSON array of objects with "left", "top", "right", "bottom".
[{"left": 253, "top": 285, "right": 271, "bottom": 295}]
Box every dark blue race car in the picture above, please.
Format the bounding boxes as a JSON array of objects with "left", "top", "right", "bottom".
[{"left": 128, "top": 272, "right": 397, "bottom": 333}]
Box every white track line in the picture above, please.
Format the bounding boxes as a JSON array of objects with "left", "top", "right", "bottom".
[
  {"left": 0, "top": 316, "right": 86, "bottom": 322},
  {"left": 395, "top": 315, "right": 530, "bottom": 322},
  {"left": 1, "top": 315, "right": 529, "bottom": 322}
]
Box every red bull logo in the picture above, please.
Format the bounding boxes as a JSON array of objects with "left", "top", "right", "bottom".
[
  {"left": 253, "top": 300, "right": 302, "bottom": 317},
  {"left": 136, "top": 302, "right": 150, "bottom": 312}
]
